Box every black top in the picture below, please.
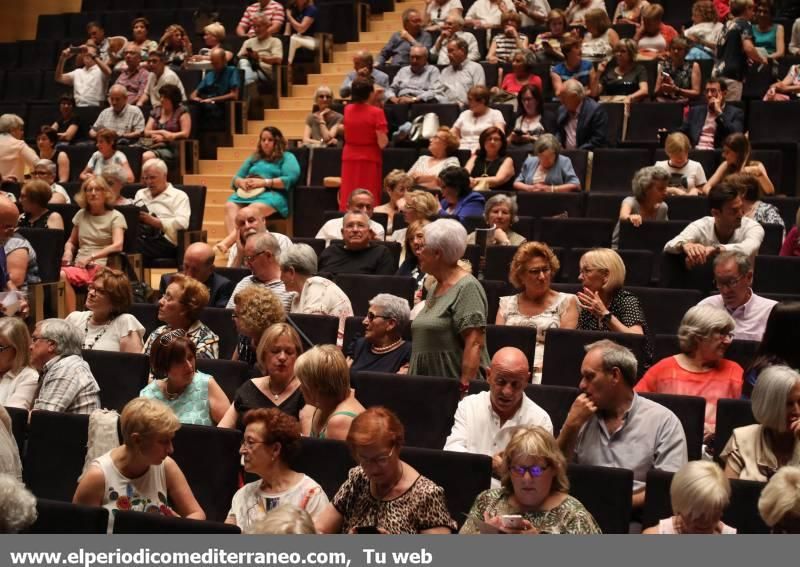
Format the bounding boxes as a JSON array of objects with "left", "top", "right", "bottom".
[
  {"left": 349, "top": 337, "right": 412, "bottom": 374},
  {"left": 600, "top": 64, "right": 648, "bottom": 96},
  {"left": 232, "top": 379, "right": 305, "bottom": 430},
  {"left": 56, "top": 115, "right": 85, "bottom": 142},
  {"left": 715, "top": 18, "right": 753, "bottom": 82},
  {"left": 236, "top": 335, "right": 256, "bottom": 367},
  {"left": 318, "top": 243, "right": 396, "bottom": 276},
  {"left": 472, "top": 155, "right": 514, "bottom": 192},
  {"left": 159, "top": 271, "right": 234, "bottom": 308},
  {"left": 576, "top": 288, "right": 653, "bottom": 364},
  {"left": 18, "top": 210, "right": 53, "bottom": 229}
]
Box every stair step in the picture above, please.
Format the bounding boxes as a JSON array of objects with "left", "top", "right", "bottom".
[
  {"left": 247, "top": 120, "right": 305, "bottom": 136},
  {"left": 217, "top": 147, "right": 259, "bottom": 160},
  {"left": 341, "top": 41, "right": 385, "bottom": 52},
  {"left": 359, "top": 31, "right": 394, "bottom": 42},
  {"left": 278, "top": 97, "right": 315, "bottom": 109},
  {"left": 322, "top": 62, "right": 356, "bottom": 74},
  {"left": 198, "top": 160, "right": 243, "bottom": 175},
  {"left": 183, "top": 174, "right": 236, "bottom": 190},
  {"left": 264, "top": 109, "right": 309, "bottom": 120},
  {"left": 206, "top": 189, "right": 235, "bottom": 205},
  {"left": 306, "top": 73, "right": 347, "bottom": 86}
]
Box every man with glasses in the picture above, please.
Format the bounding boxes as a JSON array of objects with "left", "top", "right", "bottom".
[
  {"left": 315, "top": 189, "right": 385, "bottom": 244},
  {"left": 159, "top": 242, "right": 234, "bottom": 308},
  {"left": 444, "top": 347, "right": 552, "bottom": 485},
  {"left": 317, "top": 211, "right": 396, "bottom": 276},
  {"left": 30, "top": 319, "right": 100, "bottom": 415},
  {"left": 226, "top": 232, "right": 294, "bottom": 310},
  {"left": 224, "top": 204, "right": 291, "bottom": 268},
  {"left": 340, "top": 51, "right": 390, "bottom": 99},
  {"left": 697, "top": 250, "right": 776, "bottom": 341},
  {"left": 31, "top": 159, "right": 71, "bottom": 204},
  {"left": 678, "top": 78, "right": 744, "bottom": 149}
]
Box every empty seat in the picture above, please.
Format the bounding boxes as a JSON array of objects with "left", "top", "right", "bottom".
[
  {"left": 625, "top": 103, "right": 685, "bottom": 143},
  {"left": 618, "top": 220, "right": 691, "bottom": 253},
  {"left": 334, "top": 274, "right": 416, "bottom": 316},
  {"left": 658, "top": 252, "right": 716, "bottom": 295},
  {"left": 664, "top": 195, "right": 708, "bottom": 221},
  {"left": 714, "top": 398, "right": 756, "bottom": 462},
  {"left": 538, "top": 217, "right": 615, "bottom": 249},
  {"left": 485, "top": 325, "right": 536, "bottom": 370},
  {"left": 601, "top": 102, "right": 626, "bottom": 146},
  {"left": 381, "top": 148, "right": 419, "bottom": 178},
  {"left": 83, "top": 350, "right": 150, "bottom": 412},
  {"left": 625, "top": 286, "right": 702, "bottom": 335},
  {"left": 480, "top": 279, "right": 515, "bottom": 323},
  {"left": 561, "top": 150, "right": 589, "bottom": 190},
  {"left": 590, "top": 149, "right": 652, "bottom": 192},
  {"left": 290, "top": 236, "right": 326, "bottom": 256},
  {"left": 567, "top": 464, "right": 633, "bottom": 534},
  {"left": 113, "top": 511, "right": 241, "bottom": 534},
  {"left": 483, "top": 245, "right": 518, "bottom": 282},
  {"left": 753, "top": 255, "right": 800, "bottom": 294},
  {"left": 26, "top": 499, "right": 108, "bottom": 534},
  {"left": 308, "top": 147, "right": 342, "bottom": 186},
  {"left": 288, "top": 313, "right": 340, "bottom": 347},
  {"left": 291, "top": 437, "right": 354, "bottom": 499},
  {"left": 515, "top": 192, "right": 585, "bottom": 219},
  {"left": 130, "top": 302, "right": 160, "bottom": 339},
  {"left": 639, "top": 392, "right": 706, "bottom": 461},
  {"left": 747, "top": 101, "right": 800, "bottom": 143},
  {"left": 584, "top": 193, "right": 625, "bottom": 220},
  {"left": 4, "top": 70, "right": 43, "bottom": 101},
  {"left": 195, "top": 358, "right": 253, "bottom": 402}
]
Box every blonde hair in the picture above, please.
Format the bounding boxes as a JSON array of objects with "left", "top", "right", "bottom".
[
  {"left": 256, "top": 323, "right": 303, "bottom": 372},
  {"left": 294, "top": 345, "right": 351, "bottom": 403},
  {"left": 384, "top": 169, "right": 413, "bottom": 194},
  {"left": 509, "top": 241, "right": 560, "bottom": 289},
  {"left": 502, "top": 426, "right": 569, "bottom": 493},
  {"left": 759, "top": 466, "right": 800, "bottom": 528},
  {"left": 203, "top": 22, "right": 226, "bottom": 41},
  {"left": 670, "top": 461, "right": 731, "bottom": 526},
  {"left": 233, "top": 286, "right": 286, "bottom": 337},
  {"left": 665, "top": 132, "right": 691, "bottom": 155},
  {"left": 580, "top": 248, "right": 626, "bottom": 291},
  {"left": 0, "top": 317, "right": 30, "bottom": 373},
  {"left": 75, "top": 176, "right": 115, "bottom": 210},
  {"left": 120, "top": 397, "right": 180, "bottom": 447},
  {"left": 250, "top": 504, "right": 316, "bottom": 534},
  {"left": 585, "top": 8, "right": 610, "bottom": 34},
  {"left": 404, "top": 190, "right": 440, "bottom": 220}
]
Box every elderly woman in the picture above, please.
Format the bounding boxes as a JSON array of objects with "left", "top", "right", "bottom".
[
  {"left": 438, "top": 166, "right": 485, "bottom": 222},
  {"left": 461, "top": 426, "right": 600, "bottom": 534},
  {"left": 634, "top": 3, "right": 677, "bottom": 59},
  {"left": 509, "top": 85, "right": 550, "bottom": 150},
  {"left": 407, "top": 127, "right": 460, "bottom": 190},
  {"left": 347, "top": 294, "right": 412, "bottom": 374},
  {"left": 79, "top": 129, "right": 134, "bottom": 182},
  {"left": 60, "top": 177, "right": 127, "bottom": 313},
  {"left": 219, "top": 324, "right": 305, "bottom": 429},
  {"left": 280, "top": 243, "right": 353, "bottom": 347},
  {"left": 532, "top": 9, "right": 569, "bottom": 63},
  {"left": 759, "top": 466, "right": 800, "bottom": 533},
  {"left": 495, "top": 49, "right": 543, "bottom": 99},
  {"left": 613, "top": 0, "right": 649, "bottom": 24},
  {"left": 487, "top": 14, "right": 530, "bottom": 65},
  {"left": 410, "top": 219, "right": 490, "bottom": 390},
  {"left": 187, "top": 22, "right": 233, "bottom": 67},
  {"left": 36, "top": 127, "right": 70, "bottom": 183},
  {"left": 635, "top": 305, "right": 743, "bottom": 439},
  {"left": 497, "top": 242, "right": 578, "bottom": 381},
  {"left": 73, "top": 397, "right": 205, "bottom": 531},
  {"left": 514, "top": 134, "right": 580, "bottom": 193},
  {"left": 453, "top": 86, "right": 506, "bottom": 152},
  {"left": 143, "top": 274, "right": 220, "bottom": 359},
  {"left": 17, "top": 179, "right": 65, "bottom": 229},
  {"left": 465, "top": 127, "right": 515, "bottom": 192},
  {"left": 31, "top": 159, "right": 71, "bottom": 204},
  {"left": 226, "top": 408, "right": 328, "bottom": 532},
  {"left": 0, "top": 318, "right": 38, "bottom": 411},
  {"left": 581, "top": 8, "right": 619, "bottom": 62},
  {"left": 302, "top": 86, "right": 343, "bottom": 148},
  {"left": 286, "top": 0, "right": 319, "bottom": 64},
  {"left": 551, "top": 34, "right": 593, "bottom": 96},
  {"left": 721, "top": 365, "right": 800, "bottom": 481},
  {"left": 706, "top": 133, "right": 774, "bottom": 195},
  {"left": 65, "top": 268, "right": 145, "bottom": 353},
  {"left": 466, "top": 194, "right": 526, "bottom": 246},
  {"left": 375, "top": 170, "right": 412, "bottom": 234},
  {"left": 230, "top": 286, "right": 286, "bottom": 364},
  {"left": 4, "top": 230, "right": 40, "bottom": 292},
  {"left": 142, "top": 84, "right": 191, "bottom": 165},
  {"left": 297, "top": 345, "right": 365, "bottom": 440},
  {"left": 0, "top": 114, "right": 37, "bottom": 183},
  {"left": 590, "top": 38, "right": 649, "bottom": 103},
  {"left": 612, "top": 165, "right": 669, "bottom": 248},
  {"left": 643, "top": 460, "right": 736, "bottom": 534},
  {"left": 100, "top": 164, "right": 134, "bottom": 205},
  {"left": 655, "top": 37, "right": 702, "bottom": 103},
  {"left": 140, "top": 331, "right": 229, "bottom": 425},
  {"left": 654, "top": 132, "right": 707, "bottom": 196},
  {"left": 316, "top": 407, "right": 457, "bottom": 534}
]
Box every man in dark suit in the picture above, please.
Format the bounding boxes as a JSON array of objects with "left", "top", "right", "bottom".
[
  {"left": 158, "top": 242, "right": 234, "bottom": 308},
  {"left": 556, "top": 79, "right": 609, "bottom": 150},
  {"left": 678, "top": 78, "right": 744, "bottom": 149}
]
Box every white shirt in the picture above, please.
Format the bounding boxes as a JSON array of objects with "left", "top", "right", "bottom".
[
  {"left": 698, "top": 291, "right": 777, "bottom": 342},
  {"left": 292, "top": 275, "right": 354, "bottom": 346},
  {"left": 133, "top": 183, "right": 191, "bottom": 245},
  {"left": 427, "top": 0, "right": 464, "bottom": 25},
  {"left": 65, "top": 65, "right": 108, "bottom": 107},
  {"left": 465, "top": 0, "right": 515, "bottom": 26},
  {"left": 565, "top": 0, "right": 607, "bottom": 25},
  {"left": 663, "top": 216, "right": 765, "bottom": 258},
  {"left": 453, "top": 108, "right": 506, "bottom": 151},
  {"left": 51, "top": 183, "right": 71, "bottom": 203},
  {"left": 145, "top": 68, "right": 187, "bottom": 107},
  {"left": 316, "top": 217, "right": 385, "bottom": 244},
  {"left": 654, "top": 159, "right": 707, "bottom": 191},
  {"left": 519, "top": 0, "right": 551, "bottom": 27},
  {"left": 0, "top": 367, "right": 39, "bottom": 410},
  {"left": 65, "top": 311, "right": 146, "bottom": 352}
]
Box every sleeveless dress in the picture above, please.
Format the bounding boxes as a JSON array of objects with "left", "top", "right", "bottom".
[
  {"left": 139, "top": 371, "right": 214, "bottom": 426},
  {"left": 311, "top": 410, "right": 359, "bottom": 439}
]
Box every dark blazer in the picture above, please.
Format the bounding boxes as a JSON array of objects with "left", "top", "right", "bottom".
[
  {"left": 159, "top": 271, "right": 234, "bottom": 308},
  {"left": 556, "top": 97, "right": 609, "bottom": 150},
  {"left": 678, "top": 104, "right": 744, "bottom": 148}
]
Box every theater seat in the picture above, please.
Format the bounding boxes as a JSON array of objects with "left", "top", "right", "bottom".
[
  {"left": 714, "top": 399, "right": 756, "bottom": 463},
  {"left": 25, "top": 499, "right": 108, "bottom": 534},
  {"left": 625, "top": 286, "right": 702, "bottom": 335},
  {"left": 82, "top": 350, "right": 150, "bottom": 412},
  {"left": 538, "top": 218, "right": 615, "bottom": 250},
  {"left": 567, "top": 464, "right": 633, "bottom": 534},
  {"left": 291, "top": 437, "right": 354, "bottom": 500},
  {"left": 5, "top": 405, "right": 26, "bottom": 457},
  {"left": 753, "top": 256, "right": 800, "bottom": 294},
  {"left": 485, "top": 325, "right": 536, "bottom": 371},
  {"left": 196, "top": 359, "right": 254, "bottom": 403},
  {"left": 641, "top": 469, "right": 674, "bottom": 530},
  {"left": 113, "top": 511, "right": 241, "bottom": 534},
  {"left": 334, "top": 274, "right": 416, "bottom": 316},
  {"left": 288, "top": 313, "right": 340, "bottom": 347}
]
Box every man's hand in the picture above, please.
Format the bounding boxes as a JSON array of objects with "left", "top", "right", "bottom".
[
  {"left": 356, "top": 66, "right": 371, "bottom": 78},
  {"left": 138, "top": 211, "right": 161, "bottom": 229},
  {"left": 491, "top": 452, "right": 505, "bottom": 477},
  {"left": 400, "top": 30, "right": 415, "bottom": 43},
  {"left": 563, "top": 393, "right": 597, "bottom": 430},
  {"left": 708, "top": 95, "right": 723, "bottom": 115},
  {"left": 682, "top": 242, "right": 714, "bottom": 268}
]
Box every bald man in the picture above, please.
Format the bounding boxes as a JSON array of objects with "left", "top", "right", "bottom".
[
  {"left": 159, "top": 242, "right": 234, "bottom": 308},
  {"left": 190, "top": 47, "right": 241, "bottom": 123},
  {"left": 226, "top": 205, "right": 291, "bottom": 268},
  {"left": 89, "top": 84, "right": 145, "bottom": 142},
  {"left": 444, "top": 347, "right": 553, "bottom": 484}
]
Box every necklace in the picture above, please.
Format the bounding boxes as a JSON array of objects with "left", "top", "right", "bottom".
[
  {"left": 83, "top": 314, "right": 112, "bottom": 350},
  {"left": 267, "top": 376, "right": 296, "bottom": 400},
  {"left": 371, "top": 338, "right": 405, "bottom": 354},
  {"left": 163, "top": 381, "right": 185, "bottom": 401}
]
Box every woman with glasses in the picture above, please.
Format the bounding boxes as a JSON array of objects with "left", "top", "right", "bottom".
[
  {"left": 347, "top": 294, "right": 412, "bottom": 375},
  {"left": 496, "top": 242, "right": 578, "bottom": 383},
  {"left": 316, "top": 407, "right": 456, "bottom": 534},
  {"left": 219, "top": 323, "right": 305, "bottom": 430},
  {"left": 17, "top": 179, "right": 65, "bottom": 230},
  {"left": 226, "top": 408, "right": 328, "bottom": 533},
  {"left": 460, "top": 426, "right": 600, "bottom": 534},
  {"left": 302, "top": 86, "right": 343, "bottom": 148},
  {"left": 140, "top": 330, "right": 229, "bottom": 425},
  {"left": 64, "top": 268, "right": 144, "bottom": 353},
  {"left": 30, "top": 159, "right": 71, "bottom": 204},
  {"left": 229, "top": 285, "right": 286, "bottom": 364},
  {"left": 635, "top": 305, "right": 743, "bottom": 442},
  {"left": 407, "top": 127, "right": 460, "bottom": 191},
  {"left": 297, "top": 345, "right": 365, "bottom": 441},
  {"left": 464, "top": 127, "right": 515, "bottom": 192},
  {"left": 589, "top": 38, "right": 649, "bottom": 103}
]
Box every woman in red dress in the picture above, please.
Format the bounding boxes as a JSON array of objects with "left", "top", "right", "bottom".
[{"left": 339, "top": 78, "right": 388, "bottom": 211}]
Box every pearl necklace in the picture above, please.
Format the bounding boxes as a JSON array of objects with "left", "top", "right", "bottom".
[
  {"left": 371, "top": 338, "right": 405, "bottom": 354},
  {"left": 83, "top": 315, "right": 112, "bottom": 350}
]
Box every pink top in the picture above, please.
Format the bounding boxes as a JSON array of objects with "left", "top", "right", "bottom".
[
  {"left": 635, "top": 355, "right": 743, "bottom": 434},
  {"left": 696, "top": 111, "right": 718, "bottom": 150},
  {"left": 501, "top": 73, "right": 543, "bottom": 95},
  {"left": 780, "top": 226, "right": 800, "bottom": 256},
  {"left": 658, "top": 517, "right": 737, "bottom": 534}
]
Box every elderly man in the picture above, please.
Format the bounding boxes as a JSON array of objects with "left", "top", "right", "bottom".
[
  {"left": 664, "top": 183, "right": 765, "bottom": 268},
  {"left": 556, "top": 79, "right": 609, "bottom": 150},
  {"left": 697, "top": 251, "right": 777, "bottom": 341},
  {"left": 30, "top": 319, "right": 100, "bottom": 415},
  {"left": 190, "top": 48, "right": 241, "bottom": 124},
  {"left": 678, "top": 78, "right": 744, "bottom": 149},
  {"left": 238, "top": 14, "right": 283, "bottom": 88},
  {"left": 431, "top": 15, "right": 480, "bottom": 65},
  {"left": 54, "top": 44, "right": 111, "bottom": 107},
  {"left": 558, "top": 340, "right": 687, "bottom": 509},
  {"left": 226, "top": 232, "right": 294, "bottom": 310},
  {"left": 90, "top": 85, "right": 145, "bottom": 142},
  {"left": 340, "top": 51, "right": 391, "bottom": 99},
  {"left": 317, "top": 211, "right": 396, "bottom": 276},
  {"left": 444, "top": 347, "right": 553, "bottom": 484},
  {"left": 377, "top": 8, "right": 433, "bottom": 66},
  {"left": 159, "top": 242, "right": 234, "bottom": 308},
  {"left": 137, "top": 51, "right": 186, "bottom": 108},
  {"left": 134, "top": 158, "right": 191, "bottom": 262},
  {"left": 435, "top": 38, "right": 486, "bottom": 105},
  {"left": 236, "top": 0, "right": 285, "bottom": 37},
  {"left": 31, "top": 159, "right": 71, "bottom": 204},
  {"left": 387, "top": 46, "right": 440, "bottom": 104},
  {"left": 316, "top": 189, "right": 386, "bottom": 243},
  {"left": 225, "top": 204, "right": 291, "bottom": 267},
  {"left": 113, "top": 46, "right": 150, "bottom": 105}
]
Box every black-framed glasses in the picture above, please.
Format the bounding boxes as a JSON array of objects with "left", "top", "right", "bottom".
[
  {"left": 365, "top": 312, "right": 390, "bottom": 322},
  {"left": 510, "top": 463, "right": 549, "bottom": 477},
  {"left": 243, "top": 250, "right": 267, "bottom": 264},
  {"left": 241, "top": 438, "right": 266, "bottom": 450}
]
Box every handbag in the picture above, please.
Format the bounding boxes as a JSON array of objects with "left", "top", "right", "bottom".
[
  {"left": 409, "top": 112, "right": 440, "bottom": 142},
  {"left": 235, "top": 186, "right": 266, "bottom": 199}
]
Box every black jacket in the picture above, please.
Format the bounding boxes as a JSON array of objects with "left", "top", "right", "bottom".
[
  {"left": 556, "top": 97, "right": 609, "bottom": 150},
  {"left": 678, "top": 104, "right": 744, "bottom": 148},
  {"left": 159, "top": 271, "right": 234, "bottom": 308}
]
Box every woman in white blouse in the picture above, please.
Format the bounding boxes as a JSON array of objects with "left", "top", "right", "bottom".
[
  {"left": 424, "top": 0, "right": 464, "bottom": 31},
  {"left": 0, "top": 318, "right": 39, "bottom": 410},
  {"left": 65, "top": 268, "right": 145, "bottom": 353},
  {"left": 453, "top": 86, "right": 506, "bottom": 152},
  {"left": 407, "top": 127, "right": 460, "bottom": 190}
]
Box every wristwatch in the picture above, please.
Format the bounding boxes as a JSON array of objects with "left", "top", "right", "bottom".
[{"left": 601, "top": 312, "right": 612, "bottom": 326}]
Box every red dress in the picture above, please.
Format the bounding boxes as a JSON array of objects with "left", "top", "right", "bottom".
[{"left": 340, "top": 103, "right": 387, "bottom": 211}]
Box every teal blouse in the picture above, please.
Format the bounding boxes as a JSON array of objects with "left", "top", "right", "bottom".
[
  {"left": 140, "top": 371, "right": 214, "bottom": 426},
  {"left": 228, "top": 152, "right": 301, "bottom": 217}
]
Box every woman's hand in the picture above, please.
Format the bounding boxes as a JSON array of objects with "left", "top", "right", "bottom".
[
  {"left": 628, "top": 213, "right": 642, "bottom": 227},
  {"left": 74, "top": 257, "right": 92, "bottom": 269},
  {"left": 482, "top": 513, "right": 539, "bottom": 535},
  {"left": 529, "top": 182, "right": 550, "bottom": 192},
  {"left": 576, "top": 288, "right": 607, "bottom": 318},
  {"left": 790, "top": 417, "right": 800, "bottom": 437},
  {"left": 742, "top": 165, "right": 762, "bottom": 177},
  {"left": 597, "top": 60, "right": 608, "bottom": 75},
  {"left": 493, "top": 227, "right": 510, "bottom": 245}
]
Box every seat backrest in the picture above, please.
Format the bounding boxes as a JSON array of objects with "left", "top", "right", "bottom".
[
  {"left": 174, "top": 185, "right": 206, "bottom": 231},
  {"left": 17, "top": 228, "right": 65, "bottom": 283},
  {"left": 567, "top": 463, "right": 633, "bottom": 534},
  {"left": 288, "top": 313, "right": 339, "bottom": 347},
  {"left": 483, "top": 245, "right": 518, "bottom": 282},
  {"left": 5, "top": 405, "right": 26, "bottom": 457},
  {"left": 618, "top": 220, "right": 691, "bottom": 253},
  {"left": 626, "top": 286, "right": 702, "bottom": 335},
  {"left": 309, "top": 147, "right": 343, "bottom": 186},
  {"left": 664, "top": 195, "right": 708, "bottom": 221},
  {"left": 748, "top": 101, "right": 800, "bottom": 143},
  {"left": 561, "top": 150, "right": 589, "bottom": 190},
  {"left": 485, "top": 325, "right": 536, "bottom": 370},
  {"left": 290, "top": 237, "right": 326, "bottom": 257},
  {"left": 754, "top": 255, "right": 800, "bottom": 294},
  {"left": 291, "top": 437, "right": 354, "bottom": 500},
  {"left": 725, "top": 479, "right": 770, "bottom": 533},
  {"left": 515, "top": 192, "right": 585, "bottom": 219},
  {"left": 48, "top": 203, "right": 80, "bottom": 237},
  {"left": 333, "top": 274, "right": 416, "bottom": 316},
  {"left": 639, "top": 392, "right": 705, "bottom": 461},
  {"left": 214, "top": 267, "right": 251, "bottom": 287},
  {"left": 408, "top": 103, "right": 460, "bottom": 128},
  {"left": 659, "top": 252, "right": 716, "bottom": 295},
  {"left": 82, "top": 350, "right": 150, "bottom": 412},
  {"left": 130, "top": 303, "right": 161, "bottom": 339},
  {"left": 584, "top": 193, "right": 625, "bottom": 220},
  {"left": 641, "top": 468, "right": 674, "bottom": 530},
  {"left": 590, "top": 148, "right": 652, "bottom": 192},
  {"left": 480, "top": 279, "right": 516, "bottom": 323},
  {"left": 714, "top": 398, "right": 756, "bottom": 461},
  {"left": 113, "top": 510, "right": 241, "bottom": 534},
  {"left": 198, "top": 307, "right": 237, "bottom": 359},
  {"left": 26, "top": 499, "right": 108, "bottom": 534},
  {"left": 196, "top": 358, "right": 253, "bottom": 403},
  {"left": 625, "top": 103, "right": 685, "bottom": 142},
  {"left": 115, "top": 205, "right": 141, "bottom": 253},
  {"left": 538, "top": 218, "right": 615, "bottom": 249},
  {"left": 351, "top": 371, "right": 460, "bottom": 449}
]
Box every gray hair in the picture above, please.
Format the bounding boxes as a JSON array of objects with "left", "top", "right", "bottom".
[
  {"left": 33, "top": 159, "right": 56, "bottom": 176},
  {"left": 758, "top": 466, "right": 800, "bottom": 528},
  {"left": 369, "top": 293, "right": 411, "bottom": 328},
  {"left": 251, "top": 232, "right": 281, "bottom": 260},
  {"left": 534, "top": 133, "right": 562, "bottom": 156},
  {"left": 446, "top": 14, "right": 465, "bottom": 27},
  {"left": 631, "top": 166, "right": 670, "bottom": 200},
  {"left": 713, "top": 250, "right": 752, "bottom": 275},
  {"left": 447, "top": 37, "right": 469, "bottom": 54},
  {"left": 279, "top": 243, "right": 318, "bottom": 276},
  {"left": 108, "top": 84, "right": 127, "bottom": 97},
  {"left": 584, "top": 339, "right": 638, "bottom": 388},
  {"left": 562, "top": 79, "right": 585, "bottom": 98},
  {"left": 142, "top": 157, "right": 168, "bottom": 175},
  {"left": 100, "top": 163, "right": 128, "bottom": 185},
  {"left": 677, "top": 305, "right": 735, "bottom": 354},
  {"left": 484, "top": 194, "right": 519, "bottom": 224},
  {"left": 0, "top": 475, "right": 37, "bottom": 533},
  {"left": 752, "top": 365, "right": 800, "bottom": 432},
  {"left": 38, "top": 318, "right": 84, "bottom": 357},
  {"left": 251, "top": 504, "right": 316, "bottom": 535},
  {"left": 313, "top": 85, "right": 333, "bottom": 103},
  {"left": 343, "top": 210, "right": 370, "bottom": 227},
  {"left": 511, "top": 48, "right": 536, "bottom": 71},
  {"left": 402, "top": 8, "right": 420, "bottom": 25},
  {"left": 348, "top": 188, "right": 374, "bottom": 207},
  {"left": 0, "top": 114, "right": 23, "bottom": 134},
  {"left": 423, "top": 219, "right": 467, "bottom": 265}
]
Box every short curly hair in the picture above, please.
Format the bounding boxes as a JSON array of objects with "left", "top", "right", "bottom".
[
  {"left": 509, "top": 241, "right": 560, "bottom": 289},
  {"left": 233, "top": 286, "right": 286, "bottom": 337},
  {"left": 243, "top": 407, "right": 302, "bottom": 463},
  {"left": 436, "top": 126, "right": 460, "bottom": 155},
  {"left": 167, "top": 274, "right": 210, "bottom": 322},
  {"left": 404, "top": 190, "right": 440, "bottom": 220}
]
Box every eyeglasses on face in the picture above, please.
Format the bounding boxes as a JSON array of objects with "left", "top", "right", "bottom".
[
  {"left": 31, "top": 335, "right": 54, "bottom": 344},
  {"left": 714, "top": 275, "right": 744, "bottom": 289},
  {"left": 510, "top": 463, "right": 550, "bottom": 477},
  {"left": 527, "top": 267, "right": 551, "bottom": 277},
  {"left": 356, "top": 447, "right": 394, "bottom": 467},
  {"left": 241, "top": 438, "right": 266, "bottom": 450},
  {"left": 0, "top": 344, "right": 14, "bottom": 353},
  {"left": 243, "top": 250, "right": 267, "bottom": 264},
  {"left": 317, "top": 94, "right": 332, "bottom": 99},
  {"left": 365, "top": 312, "right": 390, "bottom": 322}
]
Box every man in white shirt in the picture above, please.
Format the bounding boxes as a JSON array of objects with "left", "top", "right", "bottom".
[
  {"left": 137, "top": 51, "right": 187, "bottom": 108},
  {"left": 430, "top": 14, "right": 480, "bottom": 65},
  {"left": 664, "top": 183, "right": 765, "bottom": 268},
  {"left": 444, "top": 347, "right": 552, "bottom": 484},
  {"left": 134, "top": 158, "right": 191, "bottom": 262},
  {"left": 435, "top": 38, "right": 486, "bottom": 104},
  {"left": 697, "top": 251, "right": 777, "bottom": 341},
  {"left": 513, "top": 0, "right": 550, "bottom": 27},
  {"left": 225, "top": 204, "right": 292, "bottom": 267},
  {"left": 54, "top": 44, "right": 111, "bottom": 107},
  {"left": 316, "top": 189, "right": 385, "bottom": 243}
]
